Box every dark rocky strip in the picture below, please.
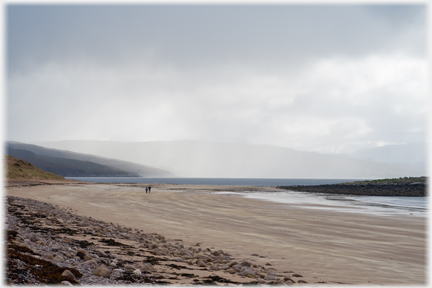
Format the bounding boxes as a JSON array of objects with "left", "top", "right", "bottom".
[{"left": 277, "top": 177, "right": 427, "bottom": 197}]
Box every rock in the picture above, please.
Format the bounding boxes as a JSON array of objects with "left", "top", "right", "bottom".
[
  {"left": 44, "top": 254, "right": 54, "bottom": 260},
  {"left": 52, "top": 244, "right": 61, "bottom": 251},
  {"left": 94, "top": 265, "right": 110, "bottom": 278},
  {"left": 111, "top": 269, "right": 123, "bottom": 278},
  {"left": 210, "top": 264, "right": 219, "bottom": 270},
  {"left": 139, "top": 263, "right": 155, "bottom": 272},
  {"left": 256, "top": 272, "right": 266, "bottom": 278},
  {"left": 96, "top": 250, "right": 107, "bottom": 257},
  {"left": 124, "top": 264, "right": 135, "bottom": 272},
  {"left": 229, "top": 261, "right": 238, "bottom": 267},
  {"left": 197, "top": 260, "right": 207, "bottom": 267},
  {"left": 265, "top": 274, "right": 276, "bottom": 280},
  {"left": 298, "top": 279, "right": 307, "bottom": 283},
  {"left": 251, "top": 253, "right": 259, "bottom": 256},
  {"left": 240, "top": 261, "right": 252, "bottom": 267},
  {"left": 76, "top": 249, "right": 87, "bottom": 259},
  {"left": 292, "top": 273, "right": 303, "bottom": 277},
  {"left": 284, "top": 277, "right": 296, "bottom": 283},
  {"left": 109, "top": 261, "right": 117, "bottom": 268},
  {"left": 61, "top": 270, "right": 77, "bottom": 282},
  {"left": 60, "top": 281, "right": 73, "bottom": 286},
  {"left": 225, "top": 268, "right": 235, "bottom": 274},
  {"left": 133, "top": 269, "right": 142, "bottom": 276},
  {"left": 80, "top": 259, "right": 98, "bottom": 269},
  {"left": 17, "top": 242, "right": 31, "bottom": 249},
  {"left": 53, "top": 255, "right": 65, "bottom": 262}
]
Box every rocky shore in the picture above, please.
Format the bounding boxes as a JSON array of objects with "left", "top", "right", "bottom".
[
  {"left": 6, "top": 195, "right": 305, "bottom": 286},
  {"left": 277, "top": 177, "right": 427, "bottom": 197}
]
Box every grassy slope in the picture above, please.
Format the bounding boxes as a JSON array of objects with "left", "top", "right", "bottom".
[
  {"left": 8, "top": 148, "right": 139, "bottom": 177},
  {"left": 6, "top": 155, "right": 65, "bottom": 180}
]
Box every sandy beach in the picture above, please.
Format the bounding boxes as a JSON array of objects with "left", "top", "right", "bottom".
[{"left": 7, "top": 182, "right": 427, "bottom": 285}]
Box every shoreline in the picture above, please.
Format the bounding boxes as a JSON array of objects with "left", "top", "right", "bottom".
[{"left": 6, "top": 183, "right": 427, "bottom": 285}]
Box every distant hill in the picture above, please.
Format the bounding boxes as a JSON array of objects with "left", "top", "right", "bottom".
[
  {"left": 7, "top": 142, "right": 174, "bottom": 177},
  {"left": 6, "top": 155, "right": 65, "bottom": 180},
  {"left": 7, "top": 148, "right": 139, "bottom": 177},
  {"left": 35, "top": 140, "right": 425, "bottom": 178},
  {"left": 351, "top": 142, "right": 426, "bottom": 165}
]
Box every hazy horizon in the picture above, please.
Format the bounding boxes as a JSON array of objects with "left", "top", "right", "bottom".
[{"left": 6, "top": 3, "right": 427, "bottom": 155}]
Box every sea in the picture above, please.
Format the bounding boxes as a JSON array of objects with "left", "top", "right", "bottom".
[{"left": 66, "top": 177, "right": 427, "bottom": 217}]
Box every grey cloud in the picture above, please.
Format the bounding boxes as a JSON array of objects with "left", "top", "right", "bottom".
[{"left": 7, "top": 4, "right": 426, "bottom": 75}]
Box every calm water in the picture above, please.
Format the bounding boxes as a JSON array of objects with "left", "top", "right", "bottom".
[
  {"left": 67, "top": 177, "right": 427, "bottom": 217},
  {"left": 236, "top": 191, "right": 427, "bottom": 217},
  {"left": 66, "top": 177, "right": 362, "bottom": 186}
]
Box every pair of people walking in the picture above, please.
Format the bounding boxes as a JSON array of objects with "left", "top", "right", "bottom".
[{"left": 145, "top": 186, "right": 152, "bottom": 193}]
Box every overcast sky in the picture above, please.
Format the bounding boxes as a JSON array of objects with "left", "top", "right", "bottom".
[{"left": 6, "top": 3, "right": 427, "bottom": 153}]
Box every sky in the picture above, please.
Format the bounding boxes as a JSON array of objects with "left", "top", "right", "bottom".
[{"left": 5, "top": 3, "right": 428, "bottom": 154}]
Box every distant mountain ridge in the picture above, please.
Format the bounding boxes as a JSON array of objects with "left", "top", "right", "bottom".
[
  {"left": 351, "top": 142, "right": 426, "bottom": 165},
  {"left": 7, "top": 141, "right": 174, "bottom": 177},
  {"left": 35, "top": 140, "right": 425, "bottom": 178}
]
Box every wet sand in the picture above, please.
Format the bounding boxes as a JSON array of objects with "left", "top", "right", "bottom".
[{"left": 6, "top": 183, "right": 427, "bottom": 285}]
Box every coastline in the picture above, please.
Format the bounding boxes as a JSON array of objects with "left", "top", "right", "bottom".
[{"left": 6, "top": 183, "right": 427, "bottom": 285}]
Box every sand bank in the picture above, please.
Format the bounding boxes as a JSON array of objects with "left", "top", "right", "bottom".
[{"left": 7, "top": 183, "right": 427, "bottom": 285}]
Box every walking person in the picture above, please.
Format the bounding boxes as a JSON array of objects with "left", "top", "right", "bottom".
[
  {"left": 145, "top": 187, "right": 148, "bottom": 193},
  {"left": 148, "top": 186, "right": 152, "bottom": 193}
]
